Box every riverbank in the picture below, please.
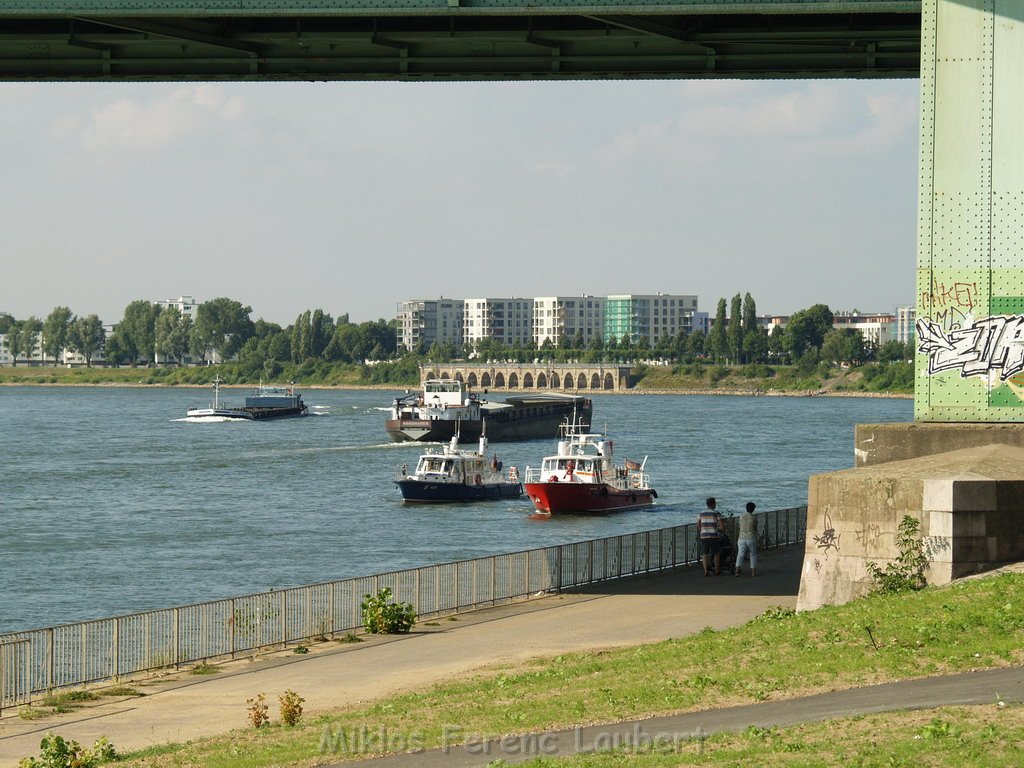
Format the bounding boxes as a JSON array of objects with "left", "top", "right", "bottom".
[{"left": 0, "top": 371, "right": 912, "bottom": 398}]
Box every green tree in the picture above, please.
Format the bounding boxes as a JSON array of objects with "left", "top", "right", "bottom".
[
  {"left": 4, "top": 320, "right": 23, "bottom": 365},
  {"left": 120, "top": 300, "right": 162, "bottom": 365},
  {"left": 310, "top": 309, "right": 326, "bottom": 358},
  {"left": 20, "top": 316, "right": 43, "bottom": 363},
  {"left": 154, "top": 306, "right": 193, "bottom": 366},
  {"left": 728, "top": 293, "right": 743, "bottom": 363},
  {"left": 268, "top": 331, "right": 292, "bottom": 362},
  {"left": 0, "top": 313, "right": 14, "bottom": 335},
  {"left": 742, "top": 292, "right": 757, "bottom": 334},
  {"left": 744, "top": 327, "right": 769, "bottom": 364},
  {"left": 710, "top": 298, "right": 728, "bottom": 362},
  {"left": 68, "top": 315, "right": 106, "bottom": 367},
  {"left": 192, "top": 298, "right": 254, "bottom": 363},
  {"left": 784, "top": 304, "right": 835, "bottom": 358},
  {"left": 43, "top": 306, "right": 74, "bottom": 365},
  {"left": 821, "top": 328, "right": 867, "bottom": 366},
  {"left": 686, "top": 329, "right": 706, "bottom": 359},
  {"left": 103, "top": 332, "right": 128, "bottom": 366},
  {"left": 877, "top": 339, "right": 909, "bottom": 364}
]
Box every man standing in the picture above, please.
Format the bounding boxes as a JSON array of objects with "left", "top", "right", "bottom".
[
  {"left": 698, "top": 497, "right": 724, "bottom": 576},
  {"left": 735, "top": 501, "right": 759, "bottom": 577}
]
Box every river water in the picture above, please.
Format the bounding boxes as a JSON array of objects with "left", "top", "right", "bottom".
[{"left": 0, "top": 386, "right": 911, "bottom": 633}]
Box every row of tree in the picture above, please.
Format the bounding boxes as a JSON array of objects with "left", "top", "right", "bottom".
[
  {"left": 0, "top": 310, "right": 106, "bottom": 366},
  {"left": 3, "top": 295, "right": 911, "bottom": 372},
  {"left": 0, "top": 299, "right": 402, "bottom": 370}
]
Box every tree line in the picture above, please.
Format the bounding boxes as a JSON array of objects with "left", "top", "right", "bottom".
[
  {"left": 2, "top": 294, "right": 912, "bottom": 373},
  {"left": 0, "top": 310, "right": 105, "bottom": 367},
  {"left": 0, "top": 300, "right": 401, "bottom": 371}
]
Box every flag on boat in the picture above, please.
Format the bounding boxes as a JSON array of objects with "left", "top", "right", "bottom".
[{"left": 624, "top": 459, "right": 642, "bottom": 471}]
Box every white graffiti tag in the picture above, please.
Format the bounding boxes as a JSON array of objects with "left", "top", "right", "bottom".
[{"left": 916, "top": 315, "right": 1024, "bottom": 379}]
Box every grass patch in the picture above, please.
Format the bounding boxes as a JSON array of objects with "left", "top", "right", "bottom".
[
  {"left": 515, "top": 704, "right": 1024, "bottom": 767},
  {"left": 335, "top": 632, "right": 363, "bottom": 644},
  {"left": 190, "top": 663, "right": 223, "bottom": 676},
  {"left": 117, "top": 572, "right": 1024, "bottom": 768},
  {"left": 100, "top": 686, "right": 146, "bottom": 697},
  {"left": 18, "top": 705, "right": 48, "bottom": 720},
  {"left": 41, "top": 689, "right": 100, "bottom": 709}
]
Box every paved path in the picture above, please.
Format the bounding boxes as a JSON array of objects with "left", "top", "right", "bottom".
[
  {"left": 0, "top": 547, "right": 803, "bottom": 766},
  {"left": 345, "top": 666, "right": 1024, "bottom": 767}
]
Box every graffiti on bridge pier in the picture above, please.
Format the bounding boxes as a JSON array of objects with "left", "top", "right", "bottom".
[{"left": 916, "top": 314, "right": 1024, "bottom": 381}]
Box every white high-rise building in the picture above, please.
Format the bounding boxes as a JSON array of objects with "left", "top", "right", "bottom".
[
  {"left": 397, "top": 299, "right": 464, "bottom": 352},
  {"left": 533, "top": 296, "right": 605, "bottom": 347},
  {"left": 463, "top": 297, "right": 534, "bottom": 348}
]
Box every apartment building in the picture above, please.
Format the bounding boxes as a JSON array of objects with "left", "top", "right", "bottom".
[
  {"left": 463, "top": 297, "right": 534, "bottom": 348},
  {"left": 603, "top": 294, "right": 698, "bottom": 345},
  {"left": 533, "top": 296, "right": 605, "bottom": 347},
  {"left": 157, "top": 295, "right": 199, "bottom": 320},
  {"left": 396, "top": 299, "right": 465, "bottom": 352},
  {"left": 895, "top": 306, "right": 916, "bottom": 344}
]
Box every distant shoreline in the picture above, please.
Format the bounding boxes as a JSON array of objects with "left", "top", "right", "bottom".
[{"left": 0, "top": 380, "right": 912, "bottom": 399}]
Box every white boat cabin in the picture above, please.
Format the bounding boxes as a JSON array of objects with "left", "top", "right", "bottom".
[
  {"left": 526, "top": 429, "right": 651, "bottom": 489},
  {"left": 393, "top": 379, "right": 482, "bottom": 421}
]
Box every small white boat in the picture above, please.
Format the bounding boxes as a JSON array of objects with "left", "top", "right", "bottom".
[{"left": 394, "top": 424, "right": 522, "bottom": 503}]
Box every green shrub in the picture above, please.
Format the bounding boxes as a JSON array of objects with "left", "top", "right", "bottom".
[
  {"left": 866, "top": 515, "right": 928, "bottom": 594},
  {"left": 361, "top": 588, "right": 417, "bottom": 634},
  {"left": 18, "top": 733, "right": 115, "bottom": 767},
  {"left": 279, "top": 690, "right": 304, "bottom": 726},
  {"left": 708, "top": 366, "right": 730, "bottom": 384}
]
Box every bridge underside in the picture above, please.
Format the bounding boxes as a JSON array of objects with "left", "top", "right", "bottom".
[{"left": 0, "top": 12, "right": 920, "bottom": 81}]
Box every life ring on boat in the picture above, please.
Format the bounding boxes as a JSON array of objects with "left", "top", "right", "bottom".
[{"left": 474, "top": 474, "right": 482, "bottom": 485}]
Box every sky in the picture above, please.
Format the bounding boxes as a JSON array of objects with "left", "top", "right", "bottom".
[{"left": 0, "top": 77, "right": 920, "bottom": 327}]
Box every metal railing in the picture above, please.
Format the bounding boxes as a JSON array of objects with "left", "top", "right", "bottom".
[{"left": 0, "top": 506, "right": 806, "bottom": 712}]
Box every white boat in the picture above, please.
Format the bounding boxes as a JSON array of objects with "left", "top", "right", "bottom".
[{"left": 394, "top": 425, "right": 522, "bottom": 503}]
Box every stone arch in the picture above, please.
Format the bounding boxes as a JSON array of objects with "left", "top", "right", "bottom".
[
  {"left": 590, "top": 373, "right": 600, "bottom": 389},
  {"left": 604, "top": 373, "right": 614, "bottom": 390},
  {"left": 455, "top": 372, "right": 464, "bottom": 383},
  {"left": 481, "top": 372, "right": 491, "bottom": 387},
  {"left": 440, "top": 371, "right": 451, "bottom": 380},
  {"left": 537, "top": 372, "right": 547, "bottom": 388},
  {"left": 425, "top": 370, "right": 438, "bottom": 380},
  {"left": 551, "top": 373, "right": 560, "bottom": 388},
  {"left": 577, "top": 373, "right": 587, "bottom": 389},
  {"left": 509, "top": 372, "right": 519, "bottom": 388},
  {"left": 468, "top": 372, "right": 478, "bottom": 387},
  {"left": 523, "top": 372, "right": 534, "bottom": 388},
  {"left": 494, "top": 372, "right": 505, "bottom": 388}
]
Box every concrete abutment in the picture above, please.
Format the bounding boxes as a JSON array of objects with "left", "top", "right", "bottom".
[{"left": 797, "top": 427, "right": 1024, "bottom": 612}]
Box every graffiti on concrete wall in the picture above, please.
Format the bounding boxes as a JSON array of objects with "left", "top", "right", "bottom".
[
  {"left": 916, "top": 315, "right": 1024, "bottom": 380},
  {"left": 812, "top": 514, "right": 841, "bottom": 558}
]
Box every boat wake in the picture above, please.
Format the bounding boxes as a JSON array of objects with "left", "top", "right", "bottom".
[{"left": 173, "top": 416, "right": 250, "bottom": 424}]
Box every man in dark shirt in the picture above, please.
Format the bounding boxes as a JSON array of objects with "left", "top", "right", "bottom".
[{"left": 697, "top": 497, "right": 724, "bottom": 576}]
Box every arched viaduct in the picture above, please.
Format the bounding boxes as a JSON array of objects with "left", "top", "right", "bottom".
[{"left": 420, "top": 364, "right": 633, "bottom": 392}]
